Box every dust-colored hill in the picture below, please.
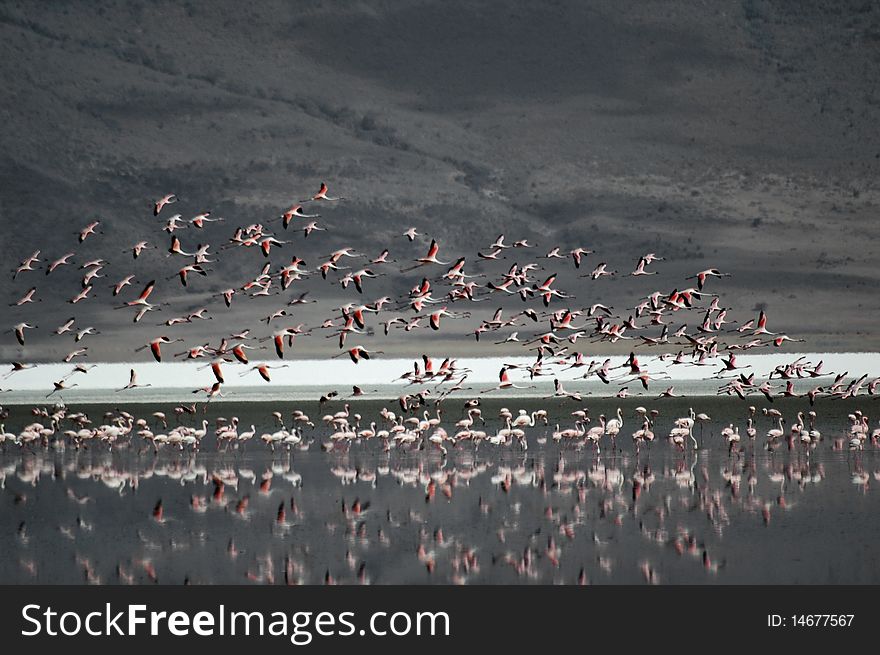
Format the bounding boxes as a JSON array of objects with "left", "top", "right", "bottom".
[{"left": 1, "top": 0, "right": 879, "bottom": 362}]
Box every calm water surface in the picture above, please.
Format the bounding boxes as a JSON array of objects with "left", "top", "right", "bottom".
[{"left": 1, "top": 397, "right": 879, "bottom": 584}]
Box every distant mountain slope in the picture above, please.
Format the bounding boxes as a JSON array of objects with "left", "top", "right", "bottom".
[{"left": 1, "top": 0, "right": 878, "bottom": 361}]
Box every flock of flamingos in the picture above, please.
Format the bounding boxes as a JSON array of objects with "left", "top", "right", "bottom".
[
  {"left": 3, "top": 181, "right": 880, "bottom": 585},
  {"left": 2, "top": 180, "right": 880, "bottom": 456}
]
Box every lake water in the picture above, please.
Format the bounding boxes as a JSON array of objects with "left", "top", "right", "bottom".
[{"left": 2, "top": 395, "right": 879, "bottom": 584}]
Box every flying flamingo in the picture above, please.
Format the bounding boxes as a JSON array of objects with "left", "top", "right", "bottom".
[
  {"left": 402, "top": 239, "right": 450, "bottom": 271},
  {"left": 135, "top": 336, "right": 182, "bottom": 362},
  {"left": 688, "top": 268, "right": 730, "bottom": 290},
  {"left": 302, "top": 221, "right": 325, "bottom": 237},
  {"left": 12, "top": 323, "right": 37, "bottom": 345},
  {"left": 305, "top": 182, "right": 344, "bottom": 202},
  {"left": 481, "top": 367, "right": 535, "bottom": 393},
  {"left": 332, "top": 346, "right": 383, "bottom": 364},
  {"left": 46, "top": 252, "right": 75, "bottom": 275},
  {"left": 47, "top": 379, "right": 78, "bottom": 398},
  {"left": 631, "top": 257, "right": 657, "bottom": 276},
  {"left": 154, "top": 194, "right": 177, "bottom": 215},
  {"left": 129, "top": 241, "right": 153, "bottom": 259},
  {"left": 79, "top": 221, "right": 101, "bottom": 243},
  {"left": 117, "top": 369, "right": 152, "bottom": 392},
  {"left": 117, "top": 280, "right": 157, "bottom": 309},
  {"left": 75, "top": 327, "right": 99, "bottom": 342},
  {"left": 240, "top": 364, "right": 290, "bottom": 382},
  {"left": 190, "top": 212, "right": 223, "bottom": 229},
  {"left": 168, "top": 236, "right": 194, "bottom": 257},
  {"left": 10, "top": 287, "right": 40, "bottom": 307},
  {"left": 55, "top": 318, "right": 75, "bottom": 335},
  {"left": 752, "top": 311, "right": 776, "bottom": 336},
  {"left": 112, "top": 275, "right": 136, "bottom": 296},
  {"left": 281, "top": 204, "right": 319, "bottom": 228},
  {"left": 12, "top": 250, "right": 41, "bottom": 279}
]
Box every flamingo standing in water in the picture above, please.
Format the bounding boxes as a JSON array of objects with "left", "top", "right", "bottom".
[
  {"left": 668, "top": 425, "right": 695, "bottom": 451},
  {"left": 585, "top": 416, "right": 606, "bottom": 452},
  {"left": 632, "top": 419, "right": 654, "bottom": 452},
  {"left": 511, "top": 409, "right": 540, "bottom": 428},
  {"left": 766, "top": 417, "right": 785, "bottom": 444},
  {"left": 724, "top": 426, "right": 740, "bottom": 454},
  {"left": 695, "top": 411, "right": 711, "bottom": 445},
  {"left": 604, "top": 408, "right": 624, "bottom": 448}
]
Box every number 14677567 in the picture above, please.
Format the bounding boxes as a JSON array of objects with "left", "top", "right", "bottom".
[{"left": 790, "top": 615, "right": 854, "bottom": 627}]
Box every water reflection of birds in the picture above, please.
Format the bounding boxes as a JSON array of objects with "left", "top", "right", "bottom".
[{"left": 1, "top": 398, "right": 878, "bottom": 585}]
